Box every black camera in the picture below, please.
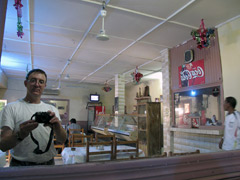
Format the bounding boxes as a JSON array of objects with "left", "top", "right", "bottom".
[{"left": 33, "top": 112, "right": 53, "bottom": 124}]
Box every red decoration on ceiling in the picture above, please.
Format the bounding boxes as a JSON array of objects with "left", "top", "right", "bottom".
[
  {"left": 191, "top": 19, "right": 215, "bottom": 49},
  {"left": 131, "top": 66, "right": 143, "bottom": 84},
  {"left": 14, "top": 0, "right": 24, "bottom": 38},
  {"left": 102, "top": 81, "right": 112, "bottom": 92}
]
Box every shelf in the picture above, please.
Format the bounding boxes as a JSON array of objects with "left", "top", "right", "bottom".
[
  {"left": 137, "top": 114, "right": 146, "bottom": 117},
  {"left": 135, "top": 96, "right": 151, "bottom": 100},
  {"left": 137, "top": 102, "right": 147, "bottom": 106},
  {"left": 138, "top": 129, "right": 147, "bottom": 132},
  {"left": 134, "top": 98, "right": 161, "bottom": 156}
]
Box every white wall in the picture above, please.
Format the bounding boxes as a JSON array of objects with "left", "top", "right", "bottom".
[
  {"left": 0, "top": 75, "right": 162, "bottom": 122},
  {"left": 125, "top": 77, "right": 162, "bottom": 114},
  {"left": 0, "top": 77, "right": 115, "bottom": 121},
  {"left": 218, "top": 17, "right": 240, "bottom": 110}
]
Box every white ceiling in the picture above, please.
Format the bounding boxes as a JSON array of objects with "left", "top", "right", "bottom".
[{"left": 1, "top": 0, "right": 240, "bottom": 86}]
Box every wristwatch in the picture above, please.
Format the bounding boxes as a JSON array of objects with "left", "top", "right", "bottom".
[{"left": 16, "top": 131, "right": 24, "bottom": 141}]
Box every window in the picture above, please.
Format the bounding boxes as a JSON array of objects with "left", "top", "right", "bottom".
[{"left": 174, "top": 86, "right": 222, "bottom": 127}]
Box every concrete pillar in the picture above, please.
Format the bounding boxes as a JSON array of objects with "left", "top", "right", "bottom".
[
  {"left": 114, "top": 74, "right": 125, "bottom": 114},
  {"left": 0, "top": 0, "right": 8, "bottom": 89},
  {"left": 161, "top": 49, "right": 172, "bottom": 152},
  {"left": 0, "top": 0, "right": 8, "bottom": 61}
]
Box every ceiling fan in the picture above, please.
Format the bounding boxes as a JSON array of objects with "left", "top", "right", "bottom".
[{"left": 96, "top": 1, "right": 109, "bottom": 41}]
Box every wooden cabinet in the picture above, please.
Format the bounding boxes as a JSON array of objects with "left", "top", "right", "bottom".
[{"left": 135, "top": 97, "right": 162, "bottom": 156}]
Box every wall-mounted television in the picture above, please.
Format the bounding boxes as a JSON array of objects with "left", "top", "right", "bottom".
[{"left": 90, "top": 94, "right": 100, "bottom": 102}]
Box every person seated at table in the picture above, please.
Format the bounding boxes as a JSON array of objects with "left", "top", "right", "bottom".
[
  {"left": 67, "top": 118, "right": 81, "bottom": 133},
  {"left": 65, "top": 118, "right": 82, "bottom": 146},
  {"left": 206, "top": 115, "right": 221, "bottom": 126}
]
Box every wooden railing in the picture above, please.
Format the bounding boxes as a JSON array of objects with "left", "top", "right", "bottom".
[{"left": 2, "top": 150, "right": 240, "bottom": 179}]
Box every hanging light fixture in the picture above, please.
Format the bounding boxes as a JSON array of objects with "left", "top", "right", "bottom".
[
  {"left": 96, "top": 1, "right": 109, "bottom": 41},
  {"left": 64, "top": 74, "right": 70, "bottom": 80}
]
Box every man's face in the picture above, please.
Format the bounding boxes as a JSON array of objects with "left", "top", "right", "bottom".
[
  {"left": 223, "top": 100, "right": 229, "bottom": 111},
  {"left": 24, "top": 72, "right": 47, "bottom": 97}
]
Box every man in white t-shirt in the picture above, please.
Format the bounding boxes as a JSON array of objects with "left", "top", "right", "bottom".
[
  {"left": 219, "top": 96, "right": 240, "bottom": 150},
  {"left": 0, "top": 69, "right": 67, "bottom": 166}
]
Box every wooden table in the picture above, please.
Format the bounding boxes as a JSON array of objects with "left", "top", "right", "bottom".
[{"left": 61, "top": 145, "right": 144, "bottom": 164}]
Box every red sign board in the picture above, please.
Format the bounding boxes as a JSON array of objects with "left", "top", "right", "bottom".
[{"left": 178, "top": 59, "right": 205, "bottom": 88}]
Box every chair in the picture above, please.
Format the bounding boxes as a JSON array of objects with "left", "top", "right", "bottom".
[
  {"left": 114, "top": 139, "right": 139, "bottom": 160},
  {"left": 68, "top": 128, "right": 84, "bottom": 147},
  {"left": 54, "top": 137, "right": 65, "bottom": 157},
  {"left": 168, "top": 149, "right": 200, "bottom": 157},
  {"left": 86, "top": 140, "right": 114, "bottom": 162},
  {"left": 95, "top": 134, "right": 115, "bottom": 142},
  {"left": 71, "top": 134, "right": 93, "bottom": 147},
  {"left": 6, "top": 150, "right": 11, "bottom": 162}
]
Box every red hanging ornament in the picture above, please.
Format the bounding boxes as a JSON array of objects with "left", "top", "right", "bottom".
[
  {"left": 14, "top": 0, "right": 24, "bottom": 38},
  {"left": 102, "top": 81, "right": 112, "bottom": 92},
  {"left": 131, "top": 67, "right": 143, "bottom": 84},
  {"left": 191, "top": 19, "right": 215, "bottom": 50}
]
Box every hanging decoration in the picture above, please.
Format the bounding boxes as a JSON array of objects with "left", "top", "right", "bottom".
[
  {"left": 131, "top": 66, "right": 143, "bottom": 84},
  {"left": 191, "top": 19, "right": 215, "bottom": 50},
  {"left": 14, "top": 0, "right": 24, "bottom": 38},
  {"left": 102, "top": 81, "right": 112, "bottom": 92}
]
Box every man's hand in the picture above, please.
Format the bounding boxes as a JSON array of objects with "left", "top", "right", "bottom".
[
  {"left": 19, "top": 120, "right": 39, "bottom": 139},
  {"left": 47, "top": 111, "right": 67, "bottom": 143}
]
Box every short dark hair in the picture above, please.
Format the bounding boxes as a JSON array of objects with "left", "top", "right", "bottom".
[
  {"left": 70, "top": 118, "right": 77, "bottom": 124},
  {"left": 225, "top": 96, "right": 237, "bottom": 109},
  {"left": 26, "top": 69, "right": 47, "bottom": 81}
]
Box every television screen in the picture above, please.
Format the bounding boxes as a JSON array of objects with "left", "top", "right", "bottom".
[{"left": 90, "top": 94, "right": 100, "bottom": 102}]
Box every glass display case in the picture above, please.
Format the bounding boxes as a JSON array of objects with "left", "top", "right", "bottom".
[
  {"left": 173, "top": 86, "right": 223, "bottom": 128},
  {"left": 91, "top": 114, "right": 137, "bottom": 138}
]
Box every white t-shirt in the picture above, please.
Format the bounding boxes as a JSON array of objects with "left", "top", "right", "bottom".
[
  {"left": 0, "top": 99, "right": 61, "bottom": 163},
  {"left": 222, "top": 111, "right": 240, "bottom": 150}
]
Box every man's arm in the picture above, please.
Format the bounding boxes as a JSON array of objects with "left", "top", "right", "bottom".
[
  {"left": 0, "top": 120, "right": 38, "bottom": 152},
  {"left": 0, "top": 127, "right": 18, "bottom": 152}
]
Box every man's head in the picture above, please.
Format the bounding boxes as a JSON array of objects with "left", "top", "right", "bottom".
[
  {"left": 224, "top": 96, "right": 237, "bottom": 111},
  {"left": 26, "top": 69, "right": 47, "bottom": 81},
  {"left": 24, "top": 69, "right": 47, "bottom": 98},
  {"left": 70, "top": 118, "right": 77, "bottom": 124}
]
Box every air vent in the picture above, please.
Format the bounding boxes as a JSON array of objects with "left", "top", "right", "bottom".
[{"left": 43, "top": 88, "right": 60, "bottom": 95}]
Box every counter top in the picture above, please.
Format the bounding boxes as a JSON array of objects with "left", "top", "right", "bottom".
[{"left": 170, "top": 126, "right": 224, "bottom": 135}]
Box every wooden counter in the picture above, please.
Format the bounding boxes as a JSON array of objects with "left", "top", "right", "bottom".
[
  {"left": 1, "top": 150, "right": 240, "bottom": 179},
  {"left": 91, "top": 127, "right": 133, "bottom": 141}
]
